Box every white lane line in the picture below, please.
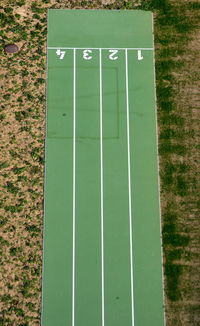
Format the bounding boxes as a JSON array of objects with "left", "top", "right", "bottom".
[
  {"left": 99, "top": 48, "right": 105, "bottom": 326},
  {"left": 48, "top": 47, "right": 154, "bottom": 50},
  {"left": 125, "top": 48, "right": 135, "bottom": 326},
  {"left": 72, "top": 48, "right": 76, "bottom": 326}
]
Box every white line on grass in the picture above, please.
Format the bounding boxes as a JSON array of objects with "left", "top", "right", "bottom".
[
  {"left": 99, "top": 48, "right": 105, "bottom": 326},
  {"left": 72, "top": 48, "right": 76, "bottom": 326},
  {"left": 48, "top": 47, "right": 154, "bottom": 51},
  {"left": 125, "top": 48, "right": 135, "bottom": 326}
]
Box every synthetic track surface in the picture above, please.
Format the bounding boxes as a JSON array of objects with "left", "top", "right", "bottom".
[{"left": 42, "top": 10, "right": 165, "bottom": 326}]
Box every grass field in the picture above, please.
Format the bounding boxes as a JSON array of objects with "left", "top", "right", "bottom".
[{"left": 0, "top": 1, "right": 200, "bottom": 325}]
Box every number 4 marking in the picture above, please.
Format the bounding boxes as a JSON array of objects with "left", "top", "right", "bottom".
[
  {"left": 109, "top": 50, "right": 118, "bottom": 60},
  {"left": 56, "top": 49, "right": 66, "bottom": 60}
]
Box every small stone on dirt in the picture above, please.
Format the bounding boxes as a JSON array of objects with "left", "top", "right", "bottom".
[{"left": 4, "top": 44, "right": 19, "bottom": 53}]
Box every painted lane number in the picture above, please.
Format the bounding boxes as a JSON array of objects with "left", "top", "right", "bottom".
[
  {"left": 83, "top": 49, "right": 92, "bottom": 60},
  {"left": 138, "top": 50, "right": 143, "bottom": 61},
  {"left": 109, "top": 50, "right": 118, "bottom": 60},
  {"left": 56, "top": 49, "right": 66, "bottom": 60},
  {"left": 82, "top": 49, "right": 119, "bottom": 61},
  {"left": 55, "top": 49, "right": 144, "bottom": 61}
]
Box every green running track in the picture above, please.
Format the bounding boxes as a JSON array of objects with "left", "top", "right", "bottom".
[{"left": 42, "top": 9, "right": 165, "bottom": 326}]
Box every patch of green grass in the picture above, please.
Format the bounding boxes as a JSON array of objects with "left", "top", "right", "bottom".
[
  {"left": 162, "top": 222, "right": 176, "bottom": 234},
  {"left": 9, "top": 150, "right": 18, "bottom": 159},
  {"left": 176, "top": 22, "right": 196, "bottom": 34},
  {"left": 0, "top": 317, "right": 11, "bottom": 326},
  {"left": 167, "top": 249, "right": 182, "bottom": 261},
  {"left": 122, "top": 1, "right": 136, "bottom": 9},
  {"left": 0, "top": 113, "right": 6, "bottom": 121},
  {"left": 159, "top": 143, "right": 187, "bottom": 156},
  {"left": 178, "top": 163, "right": 190, "bottom": 173},
  {"left": 31, "top": 2, "right": 46, "bottom": 13},
  {"left": 0, "top": 217, "right": 8, "bottom": 227},
  {"left": 159, "top": 47, "right": 185, "bottom": 58},
  {"left": 157, "top": 86, "right": 173, "bottom": 100},
  {"left": 31, "top": 267, "right": 40, "bottom": 276},
  {"left": 163, "top": 233, "right": 190, "bottom": 247},
  {"left": 139, "top": 0, "right": 171, "bottom": 12},
  {"left": 160, "top": 128, "right": 182, "bottom": 140},
  {"left": 156, "top": 60, "right": 184, "bottom": 73},
  {"left": 1, "top": 294, "right": 12, "bottom": 303},
  {"left": 12, "top": 166, "right": 27, "bottom": 175},
  {"left": 165, "top": 263, "right": 182, "bottom": 301},
  {"left": 4, "top": 181, "right": 19, "bottom": 195},
  {"left": 187, "top": 2, "right": 200, "bottom": 10},
  {"left": 0, "top": 236, "right": 9, "bottom": 246},
  {"left": 34, "top": 77, "right": 45, "bottom": 86},
  {"left": 12, "top": 307, "right": 25, "bottom": 317},
  {"left": 30, "top": 165, "right": 40, "bottom": 174},
  {"left": 161, "top": 162, "right": 176, "bottom": 187},
  {"left": 21, "top": 279, "right": 32, "bottom": 297},
  {"left": 176, "top": 175, "right": 188, "bottom": 196},
  {"left": 156, "top": 5, "right": 197, "bottom": 36},
  {"left": 160, "top": 114, "right": 184, "bottom": 126},
  {"left": 0, "top": 162, "right": 9, "bottom": 169},
  {"left": 0, "top": 12, "right": 16, "bottom": 27},
  {"left": 30, "top": 148, "right": 44, "bottom": 164},
  {"left": 25, "top": 225, "right": 40, "bottom": 233},
  {"left": 20, "top": 126, "right": 31, "bottom": 133},
  {"left": 3, "top": 94, "right": 11, "bottom": 100},
  {"left": 15, "top": 110, "right": 29, "bottom": 121},
  {"left": 10, "top": 247, "right": 22, "bottom": 256},
  {"left": 26, "top": 302, "right": 35, "bottom": 311},
  {"left": 6, "top": 225, "right": 16, "bottom": 233},
  {"left": 17, "top": 175, "right": 28, "bottom": 182},
  {"left": 4, "top": 198, "right": 27, "bottom": 213},
  {"left": 30, "top": 147, "right": 40, "bottom": 159},
  {"left": 2, "top": 173, "right": 9, "bottom": 178},
  {"left": 161, "top": 162, "right": 190, "bottom": 193},
  {"left": 6, "top": 283, "right": 13, "bottom": 290},
  {"left": 16, "top": 0, "right": 26, "bottom": 6},
  {"left": 4, "top": 7, "right": 13, "bottom": 13},
  {"left": 21, "top": 70, "right": 29, "bottom": 77}
]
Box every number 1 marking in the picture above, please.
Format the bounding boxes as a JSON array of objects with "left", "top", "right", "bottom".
[
  {"left": 56, "top": 49, "right": 66, "bottom": 60},
  {"left": 109, "top": 49, "right": 118, "bottom": 60},
  {"left": 137, "top": 50, "right": 143, "bottom": 61}
]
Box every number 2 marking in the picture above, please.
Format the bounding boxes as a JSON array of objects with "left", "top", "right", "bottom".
[
  {"left": 83, "top": 49, "right": 92, "bottom": 60},
  {"left": 109, "top": 50, "right": 118, "bottom": 60}
]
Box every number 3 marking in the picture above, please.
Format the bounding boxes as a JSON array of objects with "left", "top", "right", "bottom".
[
  {"left": 83, "top": 49, "right": 92, "bottom": 60},
  {"left": 109, "top": 50, "right": 118, "bottom": 60}
]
